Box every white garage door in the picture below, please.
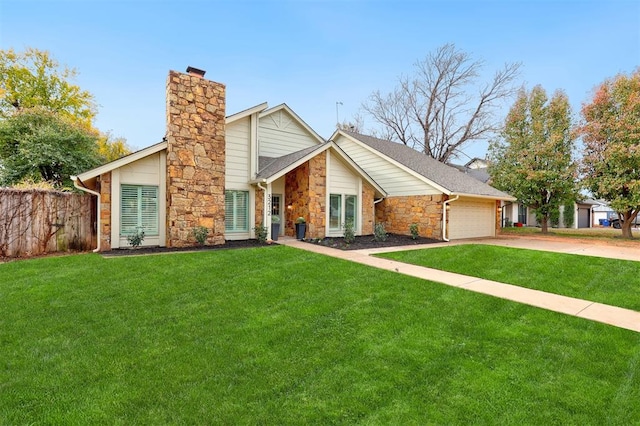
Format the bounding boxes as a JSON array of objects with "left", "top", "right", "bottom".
[{"left": 448, "top": 199, "right": 496, "bottom": 240}]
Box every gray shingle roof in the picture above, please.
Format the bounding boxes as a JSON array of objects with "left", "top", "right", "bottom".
[
  {"left": 255, "top": 144, "right": 325, "bottom": 180},
  {"left": 341, "top": 131, "right": 512, "bottom": 199}
]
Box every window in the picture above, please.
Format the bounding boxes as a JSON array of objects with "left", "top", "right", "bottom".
[
  {"left": 518, "top": 204, "right": 527, "bottom": 224},
  {"left": 225, "top": 190, "right": 249, "bottom": 232},
  {"left": 329, "top": 193, "right": 357, "bottom": 230},
  {"left": 329, "top": 194, "right": 341, "bottom": 230},
  {"left": 120, "top": 185, "right": 159, "bottom": 236},
  {"left": 345, "top": 195, "right": 357, "bottom": 227}
]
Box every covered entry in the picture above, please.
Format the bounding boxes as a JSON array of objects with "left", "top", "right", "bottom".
[{"left": 448, "top": 198, "right": 496, "bottom": 239}]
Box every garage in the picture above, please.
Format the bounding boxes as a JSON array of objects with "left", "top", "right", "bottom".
[{"left": 448, "top": 198, "right": 496, "bottom": 240}]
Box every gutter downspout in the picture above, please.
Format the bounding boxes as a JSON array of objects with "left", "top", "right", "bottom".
[
  {"left": 71, "top": 176, "right": 101, "bottom": 253},
  {"left": 373, "top": 197, "right": 385, "bottom": 229},
  {"left": 442, "top": 195, "right": 459, "bottom": 242},
  {"left": 256, "top": 181, "right": 268, "bottom": 238}
]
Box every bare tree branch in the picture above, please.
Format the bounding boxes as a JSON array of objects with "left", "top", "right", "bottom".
[{"left": 363, "top": 43, "right": 521, "bottom": 163}]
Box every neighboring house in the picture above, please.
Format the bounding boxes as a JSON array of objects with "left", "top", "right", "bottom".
[
  {"left": 330, "top": 131, "right": 515, "bottom": 241},
  {"left": 501, "top": 200, "right": 601, "bottom": 229},
  {"left": 72, "top": 67, "right": 513, "bottom": 251}
]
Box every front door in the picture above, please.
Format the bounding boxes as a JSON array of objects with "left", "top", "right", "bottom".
[{"left": 271, "top": 194, "right": 282, "bottom": 236}]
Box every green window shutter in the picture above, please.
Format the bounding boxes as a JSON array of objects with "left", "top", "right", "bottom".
[
  {"left": 120, "top": 185, "right": 159, "bottom": 236},
  {"left": 225, "top": 190, "right": 249, "bottom": 232}
]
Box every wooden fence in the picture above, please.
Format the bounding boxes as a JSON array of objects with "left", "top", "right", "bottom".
[{"left": 0, "top": 188, "right": 96, "bottom": 258}]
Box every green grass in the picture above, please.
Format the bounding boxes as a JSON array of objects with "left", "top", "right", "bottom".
[
  {"left": 2, "top": 247, "right": 640, "bottom": 424},
  {"left": 377, "top": 244, "right": 640, "bottom": 311},
  {"left": 501, "top": 226, "right": 639, "bottom": 240}
]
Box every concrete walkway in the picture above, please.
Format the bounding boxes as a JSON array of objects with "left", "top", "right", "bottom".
[{"left": 278, "top": 237, "right": 640, "bottom": 333}]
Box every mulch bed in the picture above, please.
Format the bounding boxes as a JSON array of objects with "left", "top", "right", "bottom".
[
  {"left": 303, "top": 233, "right": 441, "bottom": 250},
  {"left": 101, "top": 239, "right": 276, "bottom": 257}
]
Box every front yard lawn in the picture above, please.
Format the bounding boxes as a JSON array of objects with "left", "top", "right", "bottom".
[
  {"left": 377, "top": 244, "right": 640, "bottom": 311},
  {"left": 2, "top": 246, "right": 640, "bottom": 424}
]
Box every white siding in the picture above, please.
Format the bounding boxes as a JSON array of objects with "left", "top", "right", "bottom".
[
  {"left": 113, "top": 152, "right": 166, "bottom": 248},
  {"left": 259, "top": 110, "right": 319, "bottom": 157},
  {"left": 226, "top": 117, "right": 251, "bottom": 187},
  {"left": 448, "top": 198, "right": 495, "bottom": 240},
  {"left": 328, "top": 151, "right": 358, "bottom": 194},
  {"left": 120, "top": 152, "right": 161, "bottom": 185},
  {"left": 335, "top": 135, "right": 440, "bottom": 196}
]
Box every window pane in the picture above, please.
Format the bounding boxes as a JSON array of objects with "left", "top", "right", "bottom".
[
  {"left": 225, "top": 190, "right": 249, "bottom": 232},
  {"left": 120, "top": 185, "right": 158, "bottom": 236},
  {"left": 345, "top": 195, "right": 357, "bottom": 228},
  {"left": 329, "top": 194, "right": 341, "bottom": 229}
]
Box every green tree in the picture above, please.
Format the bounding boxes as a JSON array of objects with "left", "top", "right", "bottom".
[
  {"left": 579, "top": 69, "right": 640, "bottom": 239},
  {"left": 97, "top": 132, "right": 131, "bottom": 162},
  {"left": 0, "top": 108, "right": 101, "bottom": 188},
  {"left": 0, "top": 48, "right": 96, "bottom": 127},
  {"left": 489, "top": 86, "right": 577, "bottom": 233}
]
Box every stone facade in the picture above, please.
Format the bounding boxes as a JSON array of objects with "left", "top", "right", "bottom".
[
  {"left": 165, "top": 70, "right": 226, "bottom": 247},
  {"left": 376, "top": 194, "right": 444, "bottom": 239},
  {"left": 98, "top": 171, "right": 112, "bottom": 251},
  {"left": 307, "top": 152, "right": 326, "bottom": 239},
  {"left": 284, "top": 152, "right": 327, "bottom": 239},
  {"left": 254, "top": 188, "right": 264, "bottom": 230},
  {"left": 361, "top": 182, "right": 375, "bottom": 235},
  {"left": 284, "top": 161, "right": 309, "bottom": 238}
]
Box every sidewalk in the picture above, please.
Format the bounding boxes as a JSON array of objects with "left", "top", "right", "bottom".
[{"left": 278, "top": 238, "right": 640, "bottom": 333}]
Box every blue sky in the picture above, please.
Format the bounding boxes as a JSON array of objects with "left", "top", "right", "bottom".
[{"left": 1, "top": 0, "right": 639, "bottom": 161}]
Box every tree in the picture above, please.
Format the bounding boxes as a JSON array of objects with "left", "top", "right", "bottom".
[
  {"left": 0, "top": 48, "right": 96, "bottom": 127},
  {"left": 97, "top": 132, "right": 131, "bottom": 162},
  {"left": 489, "top": 86, "right": 577, "bottom": 233},
  {"left": 579, "top": 69, "right": 640, "bottom": 239},
  {"left": 363, "top": 43, "right": 521, "bottom": 163},
  {"left": 0, "top": 108, "right": 102, "bottom": 188}
]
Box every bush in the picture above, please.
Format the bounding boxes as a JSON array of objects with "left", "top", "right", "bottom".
[
  {"left": 563, "top": 201, "right": 575, "bottom": 228},
  {"left": 127, "top": 228, "right": 145, "bottom": 248},
  {"left": 409, "top": 223, "right": 419, "bottom": 240},
  {"left": 343, "top": 220, "right": 355, "bottom": 244},
  {"left": 254, "top": 224, "right": 268, "bottom": 243},
  {"left": 193, "top": 226, "right": 209, "bottom": 245},
  {"left": 374, "top": 223, "right": 387, "bottom": 242}
]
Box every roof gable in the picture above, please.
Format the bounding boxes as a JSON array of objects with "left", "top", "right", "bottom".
[
  {"left": 260, "top": 104, "right": 325, "bottom": 145},
  {"left": 252, "top": 141, "right": 385, "bottom": 197},
  {"left": 333, "top": 130, "right": 514, "bottom": 200}
]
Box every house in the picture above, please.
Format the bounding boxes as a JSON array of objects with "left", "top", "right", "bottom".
[
  {"left": 330, "top": 131, "right": 515, "bottom": 241},
  {"left": 72, "top": 67, "right": 513, "bottom": 251},
  {"left": 501, "top": 200, "right": 600, "bottom": 229}
]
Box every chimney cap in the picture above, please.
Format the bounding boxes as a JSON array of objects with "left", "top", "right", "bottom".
[{"left": 186, "top": 66, "right": 206, "bottom": 77}]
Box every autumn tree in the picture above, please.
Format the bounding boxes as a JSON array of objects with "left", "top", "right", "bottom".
[
  {"left": 579, "top": 69, "right": 640, "bottom": 239},
  {"left": 489, "top": 86, "right": 577, "bottom": 233},
  {"left": 363, "top": 43, "right": 521, "bottom": 163},
  {"left": 0, "top": 108, "right": 101, "bottom": 188},
  {"left": 0, "top": 48, "right": 96, "bottom": 127},
  {"left": 97, "top": 132, "right": 131, "bottom": 162}
]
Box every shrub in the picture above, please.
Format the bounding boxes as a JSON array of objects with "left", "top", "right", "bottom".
[
  {"left": 296, "top": 216, "right": 306, "bottom": 224},
  {"left": 343, "top": 220, "right": 355, "bottom": 244},
  {"left": 563, "top": 201, "right": 575, "bottom": 228},
  {"left": 193, "top": 226, "right": 209, "bottom": 245},
  {"left": 409, "top": 223, "right": 419, "bottom": 240},
  {"left": 127, "top": 228, "right": 145, "bottom": 248},
  {"left": 374, "top": 223, "right": 387, "bottom": 242},
  {"left": 254, "top": 224, "right": 268, "bottom": 243}
]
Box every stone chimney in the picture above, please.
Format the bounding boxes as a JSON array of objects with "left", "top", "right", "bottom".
[{"left": 165, "top": 67, "right": 226, "bottom": 247}]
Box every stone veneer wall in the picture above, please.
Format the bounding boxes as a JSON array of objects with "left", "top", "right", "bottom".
[
  {"left": 284, "top": 162, "right": 309, "bottom": 237},
  {"left": 165, "top": 70, "right": 226, "bottom": 247},
  {"left": 283, "top": 152, "right": 327, "bottom": 239},
  {"left": 98, "top": 171, "right": 112, "bottom": 251},
  {"left": 254, "top": 189, "right": 264, "bottom": 230},
  {"left": 376, "top": 194, "right": 444, "bottom": 239},
  {"left": 361, "top": 182, "right": 375, "bottom": 235},
  {"left": 307, "top": 152, "right": 326, "bottom": 239}
]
